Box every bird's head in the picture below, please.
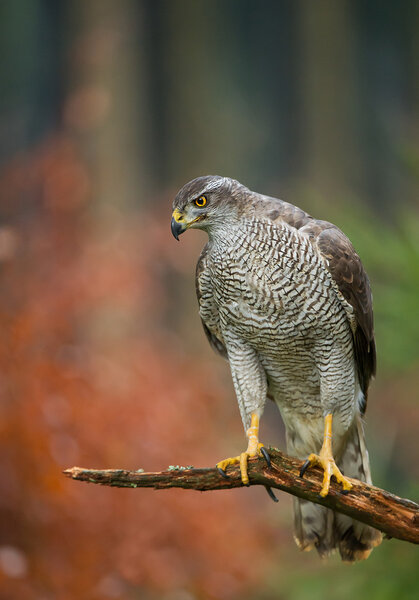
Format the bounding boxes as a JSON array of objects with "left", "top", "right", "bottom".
[{"left": 171, "top": 175, "right": 245, "bottom": 240}]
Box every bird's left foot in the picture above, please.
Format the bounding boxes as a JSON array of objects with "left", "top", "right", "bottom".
[
  {"left": 300, "top": 451, "right": 352, "bottom": 497},
  {"left": 299, "top": 413, "right": 353, "bottom": 497}
]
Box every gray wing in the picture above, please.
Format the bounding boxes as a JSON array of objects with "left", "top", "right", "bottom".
[
  {"left": 195, "top": 244, "right": 227, "bottom": 359},
  {"left": 300, "top": 219, "right": 376, "bottom": 407},
  {"left": 265, "top": 196, "right": 376, "bottom": 407}
]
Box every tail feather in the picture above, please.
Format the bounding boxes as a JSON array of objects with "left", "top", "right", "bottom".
[
  {"left": 334, "top": 416, "right": 382, "bottom": 560},
  {"left": 290, "top": 415, "right": 382, "bottom": 562},
  {"left": 293, "top": 499, "right": 335, "bottom": 558}
]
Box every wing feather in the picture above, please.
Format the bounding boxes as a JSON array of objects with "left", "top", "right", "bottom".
[
  {"left": 300, "top": 220, "right": 376, "bottom": 407},
  {"left": 195, "top": 244, "right": 227, "bottom": 359},
  {"left": 268, "top": 198, "right": 376, "bottom": 407}
]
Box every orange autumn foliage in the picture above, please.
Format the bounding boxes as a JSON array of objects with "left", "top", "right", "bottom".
[{"left": 0, "top": 136, "right": 275, "bottom": 600}]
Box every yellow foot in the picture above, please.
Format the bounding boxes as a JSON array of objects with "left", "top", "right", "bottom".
[
  {"left": 217, "top": 442, "right": 268, "bottom": 485},
  {"left": 299, "top": 413, "right": 353, "bottom": 497},
  {"left": 300, "top": 452, "right": 353, "bottom": 497}
]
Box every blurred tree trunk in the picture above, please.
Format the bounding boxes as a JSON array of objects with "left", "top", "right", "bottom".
[
  {"left": 296, "top": 0, "right": 360, "bottom": 200},
  {"left": 164, "top": 1, "right": 258, "bottom": 185},
  {"left": 0, "top": 0, "right": 61, "bottom": 165},
  {"left": 65, "top": 0, "right": 149, "bottom": 213},
  {"left": 64, "top": 0, "right": 150, "bottom": 341}
]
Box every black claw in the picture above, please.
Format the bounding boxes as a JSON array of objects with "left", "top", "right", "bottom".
[
  {"left": 341, "top": 488, "right": 350, "bottom": 495},
  {"left": 217, "top": 467, "right": 229, "bottom": 480},
  {"left": 265, "top": 486, "right": 279, "bottom": 503},
  {"left": 299, "top": 459, "right": 311, "bottom": 478},
  {"left": 260, "top": 446, "right": 271, "bottom": 468}
]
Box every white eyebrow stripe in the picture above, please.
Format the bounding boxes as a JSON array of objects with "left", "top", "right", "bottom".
[{"left": 202, "top": 177, "right": 227, "bottom": 193}]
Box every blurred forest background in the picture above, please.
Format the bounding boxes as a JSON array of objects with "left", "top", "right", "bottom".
[{"left": 0, "top": 1, "right": 418, "bottom": 599}]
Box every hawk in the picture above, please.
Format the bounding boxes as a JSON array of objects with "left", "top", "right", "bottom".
[{"left": 171, "top": 175, "right": 382, "bottom": 561}]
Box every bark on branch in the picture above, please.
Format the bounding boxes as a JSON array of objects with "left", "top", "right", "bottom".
[{"left": 64, "top": 448, "right": 419, "bottom": 544}]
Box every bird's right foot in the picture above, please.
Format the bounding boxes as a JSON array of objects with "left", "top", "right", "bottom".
[{"left": 216, "top": 413, "right": 271, "bottom": 485}]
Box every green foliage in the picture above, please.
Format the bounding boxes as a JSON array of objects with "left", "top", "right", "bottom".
[
  {"left": 255, "top": 540, "right": 419, "bottom": 600},
  {"left": 310, "top": 197, "right": 419, "bottom": 376},
  {"left": 342, "top": 210, "right": 419, "bottom": 374}
]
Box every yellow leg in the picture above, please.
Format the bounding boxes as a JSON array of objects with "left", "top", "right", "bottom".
[
  {"left": 216, "top": 413, "right": 266, "bottom": 485},
  {"left": 300, "top": 414, "right": 353, "bottom": 497}
]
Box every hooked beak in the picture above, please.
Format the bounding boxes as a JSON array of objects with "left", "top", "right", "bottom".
[
  {"left": 171, "top": 217, "right": 185, "bottom": 241},
  {"left": 171, "top": 208, "right": 204, "bottom": 240},
  {"left": 171, "top": 208, "right": 187, "bottom": 241}
]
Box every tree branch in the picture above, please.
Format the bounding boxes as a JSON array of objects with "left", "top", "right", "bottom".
[{"left": 64, "top": 447, "right": 419, "bottom": 544}]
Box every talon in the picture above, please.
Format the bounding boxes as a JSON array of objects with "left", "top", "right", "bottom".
[
  {"left": 299, "top": 459, "right": 311, "bottom": 478},
  {"left": 217, "top": 467, "right": 229, "bottom": 479},
  {"left": 260, "top": 446, "right": 271, "bottom": 468},
  {"left": 265, "top": 486, "right": 278, "bottom": 503},
  {"left": 216, "top": 456, "right": 240, "bottom": 479}
]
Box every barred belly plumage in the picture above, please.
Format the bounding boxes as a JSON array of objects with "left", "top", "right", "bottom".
[{"left": 204, "top": 218, "right": 357, "bottom": 437}]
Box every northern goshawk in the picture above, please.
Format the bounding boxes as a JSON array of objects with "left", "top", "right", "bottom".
[{"left": 171, "top": 175, "right": 382, "bottom": 561}]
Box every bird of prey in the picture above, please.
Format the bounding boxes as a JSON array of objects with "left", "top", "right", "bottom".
[{"left": 171, "top": 175, "right": 382, "bottom": 561}]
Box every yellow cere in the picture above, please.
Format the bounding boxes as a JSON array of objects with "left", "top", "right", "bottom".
[{"left": 172, "top": 208, "right": 184, "bottom": 223}]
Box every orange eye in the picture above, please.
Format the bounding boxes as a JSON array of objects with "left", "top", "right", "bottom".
[{"left": 194, "top": 195, "right": 207, "bottom": 207}]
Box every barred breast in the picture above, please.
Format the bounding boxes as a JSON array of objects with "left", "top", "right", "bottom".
[{"left": 201, "top": 217, "right": 357, "bottom": 429}]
